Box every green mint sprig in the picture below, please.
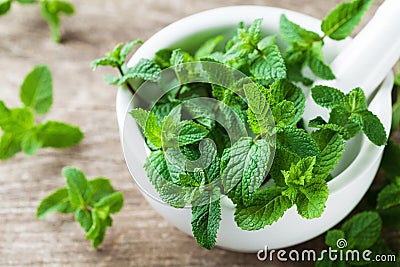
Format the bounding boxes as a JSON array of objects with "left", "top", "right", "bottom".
[
  {"left": 281, "top": 0, "right": 373, "bottom": 84},
  {"left": 0, "top": 0, "right": 75, "bottom": 43},
  {"left": 0, "top": 65, "right": 83, "bottom": 160},
  {"left": 37, "top": 166, "right": 124, "bottom": 249}
]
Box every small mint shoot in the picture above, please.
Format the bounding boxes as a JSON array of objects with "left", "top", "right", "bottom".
[{"left": 37, "top": 167, "right": 124, "bottom": 249}]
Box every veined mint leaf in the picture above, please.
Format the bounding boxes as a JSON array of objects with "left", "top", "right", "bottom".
[
  {"left": 346, "top": 87, "right": 367, "bottom": 112},
  {"left": 277, "top": 126, "right": 320, "bottom": 159},
  {"left": 272, "top": 100, "right": 296, "bottom": 127},
  {"left": 0, "top": 0, "right": 11, "bottom": 15},
  {"left": 242, "top": 139, "right": 271, "bottom": 203},
  {"left": 178, "top": 121, "right": 209, "bottom": 146},
  {"left": 249, "top": 45, "right": 287, "bottom": 82},
  {"left": 286, "top": 62, "right": 313, "bottom": 86},
  {"left": 91, "top": 57, "right": 120, "bottom": 70},
  {"left": 63, "top": 166, "right": 92, "bottom": 209},
  {"left": 75, "top": 208, "right": 93, "bottom": 232},
  {"left": 195, "top": 35, "right": 224, "bottom": 60},
  {"left": 36, "top": 121, "right": 84, "bottom": 148},
  {"left": 269, "top": 79, "right": 305, "bottom": 124},
  {"left": 280, "top": 14, "right": 321, "bottom": 45},
  {"left": 20, "top": 65, "right": 52, "bottom": 114},
  {"left": 0, "top": 107, "right": 34, "bottom": 134},
  {"left": 119, "top": 58, "right": 161, "bottom": 84},
  {"left": 295, "top": 180, "right": 329, "bottom": 219},
  {"left": 311, "top": 129, "right": 345, "bottom": 180},
  {"left": 357, "top": 110, "right": 387, "bottom": 146},
  {"left": 377, "top": 184, "right": 400, "bottom": 210},
  {"left": 341, "top": 211, "right": 382, "bottom": 250},
  {"left": 221, "top": 137, "right": 253, "bottom": 192},
  {"left": 244, "top": 83, "right": 272, "bottom": 135},
  {"left": 36, "top": 187, "right": 74, "bottom": 219},
  {"left": 307, "top": 41, "right": 335, "bottom": 80},
  {"left": 235, "top": 186, "right": 292, "bottom": 230},
  {"left": 311, "top": 85, "right": 347, "bottom": 109},
  {"left": 191, "top": 199, "right": 221, "bottom": 250},
  {"left": 321, "top": 0, "right": 373, "bottom": 40}
]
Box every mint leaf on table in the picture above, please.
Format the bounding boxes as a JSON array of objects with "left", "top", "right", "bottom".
[
  {"left": 39, "top": 0, "right": 75, "bottom": 43},
  {"left": 377, "top": 182, "right": 400, "bottom": 210},
  {"left": 321, "top": 0, "right": 373, "bottom": 40},
  {"left": 20, "top": 65, "right": 53, "bottom": 114},
  {"left": 0, "top": 65, "right": 83, "bottom": 160},
  {"left": 0, "top": 0, "right": 11, "bottom": 15},
  {"left": 37, "top": 167, "right": 124, "bottom": 249},
  {"left": 191, "top": 199, "right": 221, "bottom": 250}
]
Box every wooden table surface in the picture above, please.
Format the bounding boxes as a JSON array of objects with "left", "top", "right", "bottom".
[{"left": 1, "top": 0, "right": 396, "bottom": 266}]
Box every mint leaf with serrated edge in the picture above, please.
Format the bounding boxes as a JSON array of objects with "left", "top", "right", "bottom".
[
  {"left": 321, "top": 0, "right": 373, "bottom": 40},
  {"left": 37, "top": 167, "right": 124, "bottom": 249}
]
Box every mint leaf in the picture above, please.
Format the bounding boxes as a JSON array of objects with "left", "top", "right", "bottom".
[
  {"left": 269, "top": 79, "right": 305, "bottom": 124},
  {"left": 272, "top": 100, "right": 296, "bottom": 127},
  {"left": 21, "top": 128, "right": 42, "bottom": 155},
  {"left": 154, "top": 49, "right": 173, "bottom": 69},
  {"left": 36, "top": 121, "right": 84, "bottom": 148},
  {"left": 269, "top": 147, "right": 301, "bottom": 187},
  {"left": 311, "top": 85, "right": 347, "bottom": 109},
  {"left": 357, "top": 110, "right": 387, "bottom": 146},
  {"left": 75, "top": 208, "right": 93, "bottom": 232},
  {"left": 346, "top": 87, "right": 367, "bottom": 112},
  {"left": 307, "top": 41, "right": 335, "bottom": 80},
  {"left": 119, "top": 58, "right": 161, "bottom": 84},
  {"left": 120, "top": 40, "right": 143, "bottom": 63},
  {"left": 311, "top": 129, "right": 345, "bottom": 180},
  {"left": 20, "top": 65, "right": 53, "bottom": 114},
  {"left": 279, "top": 14, "right": 321, "bottom": 45},
  {"left": 277, "top": 126, "right": 320, "bottom": 159},
  {"left": 321, "top": 0, "right": 373, "bottom": 40},
  {"left": 88, "top": 178, "right": 115, "bottom": 205},
  {"left": 1, "top": 107, "right": 34, "bottom": 134},
  {"left": 382, "top": 140, "right": 400, "bottom": 178},
  {"left": 195, "top": 36, "right": 224, "bottom": 60},
  {"left": 282, "top": 157, "right": 315, "bottom": 187},
  {"left": 235, "top": 186, "right": 292, "bottom": 230},
  {"left": 295, "top": 180, "right": 329, "bottom": 219},
  {"left": 341, "top": 211, "right": 382, "bottom": 250},
  {"left": 36, "top": 187, "right": 74, "bottom": 219},
  {"left": 94, "top": 192, "right": 124, "bottom": 215},
  {"left": 249, "top": 45, "right": 287, "bottom": 82},
  {"left": 130, "top": 108, "right": 162, "bottom": 148},
  {"left": 242, "top": 139, "right": 271, "bottom": 203},
  {"left": 91, "top": 57, "right": 120, "bottom": 70},
  {"left": 325, "top": 229, "right": 346, "bottom": 249},
  {"left": 0, "top": 0, "right": 11, "bottom": 15},
  {"left": 244, "top": 83, "right": 272, "bottom": 135},
  {"left": 170, "top": 49, "right": 184, "bottom": 66},
  {"left": 377, "top": 184, "right": 400, "bottom": 210},
  {"left": 63, "top": 166, "right": 92, "bottom": 209},
  {"left": 40, "top": 0, "right": 75, "bottom": 42},
  {"left": 191, "top": 199, "right": 221, "bottom": 250},
  {"left": 0, "top": 133, "right": 22, "bottom": 160},
  {"left": 178, "top": 121, "right": 209, "bottom": 146}
]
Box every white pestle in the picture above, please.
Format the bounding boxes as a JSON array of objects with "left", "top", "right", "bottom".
[{"left": 303, "top": 0, "right": 400, "bottom": 123}]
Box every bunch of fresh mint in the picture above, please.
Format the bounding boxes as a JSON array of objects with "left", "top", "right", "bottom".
[
  {"left": 37, "top": 167, "right": 124, "bottom": 248},
  {"left": 93, "top": 0, "right": 387, "bottom": 250},
  {"left": 0, "top": 65, "right": 83, "bottom": 160},
  {"left": 0, "top": 0, "right": 75, "bottom": 42}
]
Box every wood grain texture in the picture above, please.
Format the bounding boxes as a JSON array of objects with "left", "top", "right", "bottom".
[{"left": 0, "top": 0, "right": 397, "bottom": 266}]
